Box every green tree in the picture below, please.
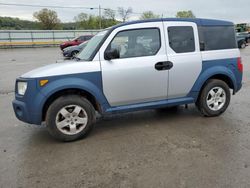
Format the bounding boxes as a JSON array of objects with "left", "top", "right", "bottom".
[
  {"left": 118, "top": 7, "right": 133, "bottom": 22},
  {"left": 0, "top": 16, "right": 40, "bottom": 30},
  {"left": 176, "top": 10, "right": 195, "bottom": 18},
  {"left": 74, "top": 13, "right": 88, "bottom": 22},
  {"left": 33, "top": 8, "right": 61, "bottom": 29},
  {"left": 103, "top": 8, "right": 118, "bottom": 27},
  {"left": 88, "top": 15, "right": 99, "bottom": 29},
  {"left": 74, "top": 12, "right": 119, "bottom": 29},
  {"left": 74, "top": 13, "right": 88, "bottom": 29},
  {"left": 140, "top": 11, "right": 160, "bottom": 20}
]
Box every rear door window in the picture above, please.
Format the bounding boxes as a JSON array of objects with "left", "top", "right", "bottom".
[{"left": 168, "top": 26, "right": 195, "bottom": 53}]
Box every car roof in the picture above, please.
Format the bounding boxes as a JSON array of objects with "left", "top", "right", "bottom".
[{"left": 112, "top": 18, "right": 234, "bottom": 29}]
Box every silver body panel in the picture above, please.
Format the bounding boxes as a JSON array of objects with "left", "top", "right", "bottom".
[
  {"left": 201, "top": 48, "right": 240, "bottom": 61},
  {"left": 21, "top": 60, "right": 101, "bottom": 78},
  {"left": 99, "top": 22, "right": 169, "bottom": 106},
  {"left": 163, "top": 22, "right": 202, "bottom": 99},
  {"left": 100, "top": 21, "right": 203, "bottom": 106}
]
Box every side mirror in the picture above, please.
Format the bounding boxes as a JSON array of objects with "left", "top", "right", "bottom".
[{"left": 104, "top": 49, "right": 120, "bottom": 60}]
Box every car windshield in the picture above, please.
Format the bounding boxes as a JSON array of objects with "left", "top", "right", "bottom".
[
  {"left": 79, "top": 41, "right": 88, "bottom": 47},
  {"left": 77, "top": 30, "right": 109, "bottom": 61},
  {"left": 72, "top": 36, "right": 79, "bottom": 41}
]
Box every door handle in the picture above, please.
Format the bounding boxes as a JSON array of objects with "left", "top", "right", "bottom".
[{"left": 155, "top": 61, "right": 173, "bottom": 71}]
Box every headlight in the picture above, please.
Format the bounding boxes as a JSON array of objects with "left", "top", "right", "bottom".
[{"left": 17, "top": 81, "right": 27, "bottom": 95}]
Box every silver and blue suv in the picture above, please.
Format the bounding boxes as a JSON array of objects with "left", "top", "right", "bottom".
[{"left": 13, "top": 18, "right": 243, "bottom": 141}]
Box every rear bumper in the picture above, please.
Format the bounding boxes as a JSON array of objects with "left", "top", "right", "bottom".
[
  {"left": 234, "top": 82, "right": 242, "bottom": 94},
  {"left": 12, "top": 99, "right": 42, "bottom": 125}
]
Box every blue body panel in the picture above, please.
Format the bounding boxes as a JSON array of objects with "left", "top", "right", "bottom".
[
  {"left": 195, "top": 61, "right": 237, "bottom": 92},
  {"left": 112, "top": 18, "right": 234, "bottom": 30},
  {"left": 188, "top": 58, "right": 242, "bottom": 99},
  {"left": 12, "top": 72, "right": 110, "bottom": 125},
  {"left": 105, "top": 97, "right": 194, "bottom": 114},
  {"left": 12, "top": 78, "right": 45, "bottom": 124},
  {"left": 37, "top": 72, "right": 109, "bottom": 108}
]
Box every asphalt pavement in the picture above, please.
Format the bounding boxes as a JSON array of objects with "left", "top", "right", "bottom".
[{"left": 0, "top": 47, "right": 250, "bottom": 188}]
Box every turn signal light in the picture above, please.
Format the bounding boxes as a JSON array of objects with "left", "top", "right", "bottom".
[{"left": 39, "top": 79, "right": 49, "bottom": 87}]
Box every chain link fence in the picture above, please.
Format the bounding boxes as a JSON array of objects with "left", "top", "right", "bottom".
[{"left": 0, "top": 30, "right": 99, "bottom": 48}]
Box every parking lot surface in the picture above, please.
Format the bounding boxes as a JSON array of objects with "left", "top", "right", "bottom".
[{"left": 0, "top": 47, "right": 250, "bottom": 188}]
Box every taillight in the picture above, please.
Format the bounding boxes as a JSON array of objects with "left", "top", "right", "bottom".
[{"left": 237, "top": 57, "right": 243, "bottom": 73}]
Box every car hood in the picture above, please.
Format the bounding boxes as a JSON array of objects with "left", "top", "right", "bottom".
[
  {"left": 63, "top": 46, "right": 80, "bottom": 52},
  {"left": 21, "top": 60, "right": 100, "bottom": 78},
  {"left": 61, "top": 41, "right": 73, "bottom": 45}
]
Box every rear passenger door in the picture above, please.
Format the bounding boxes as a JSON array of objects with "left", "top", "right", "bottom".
[{"left": 163, "top": 22, "right": 202, "bottom": 99}]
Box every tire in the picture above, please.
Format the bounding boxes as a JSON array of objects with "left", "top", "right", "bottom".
[
  {"left": 196, "top": 79, "right": 231, "bottom": 117},
  {"left": 71, "top": 51, "right": 79, "bottom": 57},
  {"left": 46, "top": 95, "right": 96, "bottom": 142},
  {"left": 241, "top": 42, "right": 246, "bottom": 49}
]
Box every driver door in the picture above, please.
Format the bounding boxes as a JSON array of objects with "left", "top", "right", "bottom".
[{"left": 99, "top": 22, "right": 170, "bottom": 107}]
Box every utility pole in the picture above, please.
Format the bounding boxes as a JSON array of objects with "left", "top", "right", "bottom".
[{"left": 99, "top": 5, "right": 102, "bottom": 29}]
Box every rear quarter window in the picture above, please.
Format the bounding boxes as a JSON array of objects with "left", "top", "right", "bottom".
[{"left": 199, "top": 26, "right": 237, "bottom": 51}]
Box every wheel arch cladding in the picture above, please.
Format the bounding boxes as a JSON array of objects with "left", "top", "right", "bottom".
[
  {"left": 38, "top": 73, "right": 110, "bottom": 121},
  {"left": 189, "top": 65, "right": 237, "bottom": 100},
  {"left": 42, "top": 88, "right": 100, "bottom": 121}
]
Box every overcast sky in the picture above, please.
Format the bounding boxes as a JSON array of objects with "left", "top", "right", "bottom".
[{"left": 0, "top": 0, "right": 249, "bottom": 23}]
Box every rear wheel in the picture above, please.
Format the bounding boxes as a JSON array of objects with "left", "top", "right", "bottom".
[
  {"left": 46, "top": 95, "right": 95, "bottom": 141},
  {"left": 196, "top": 79, "right": 231, "bottom": 117}
]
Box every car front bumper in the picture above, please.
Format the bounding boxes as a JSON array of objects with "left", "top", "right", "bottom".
[
  {"left": 12, "top": 78, "right": 44, "bottom": 125},
  {"left": 62, "top": 51, "right": 71, "bottom": 57},
  {"left": 12, "top": 99, "right": 41, "bottom": 125}
]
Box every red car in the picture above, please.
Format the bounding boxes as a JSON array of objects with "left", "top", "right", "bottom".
[{"left": 60, "top": 35, "right": 93, "bottom": 50}]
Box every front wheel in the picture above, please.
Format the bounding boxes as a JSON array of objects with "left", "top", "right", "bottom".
[
  {"left": 71, "top": 50, "right": 79, "bottom": 57},
  {"left": 241, "top": 42, "right": 246, "bottom": 49},
  {"left": 46, "top": 95, "right": 95, "bottom": 141},
  {"left": 196, "top": 79, "right": 231, "bottom": 117}
]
